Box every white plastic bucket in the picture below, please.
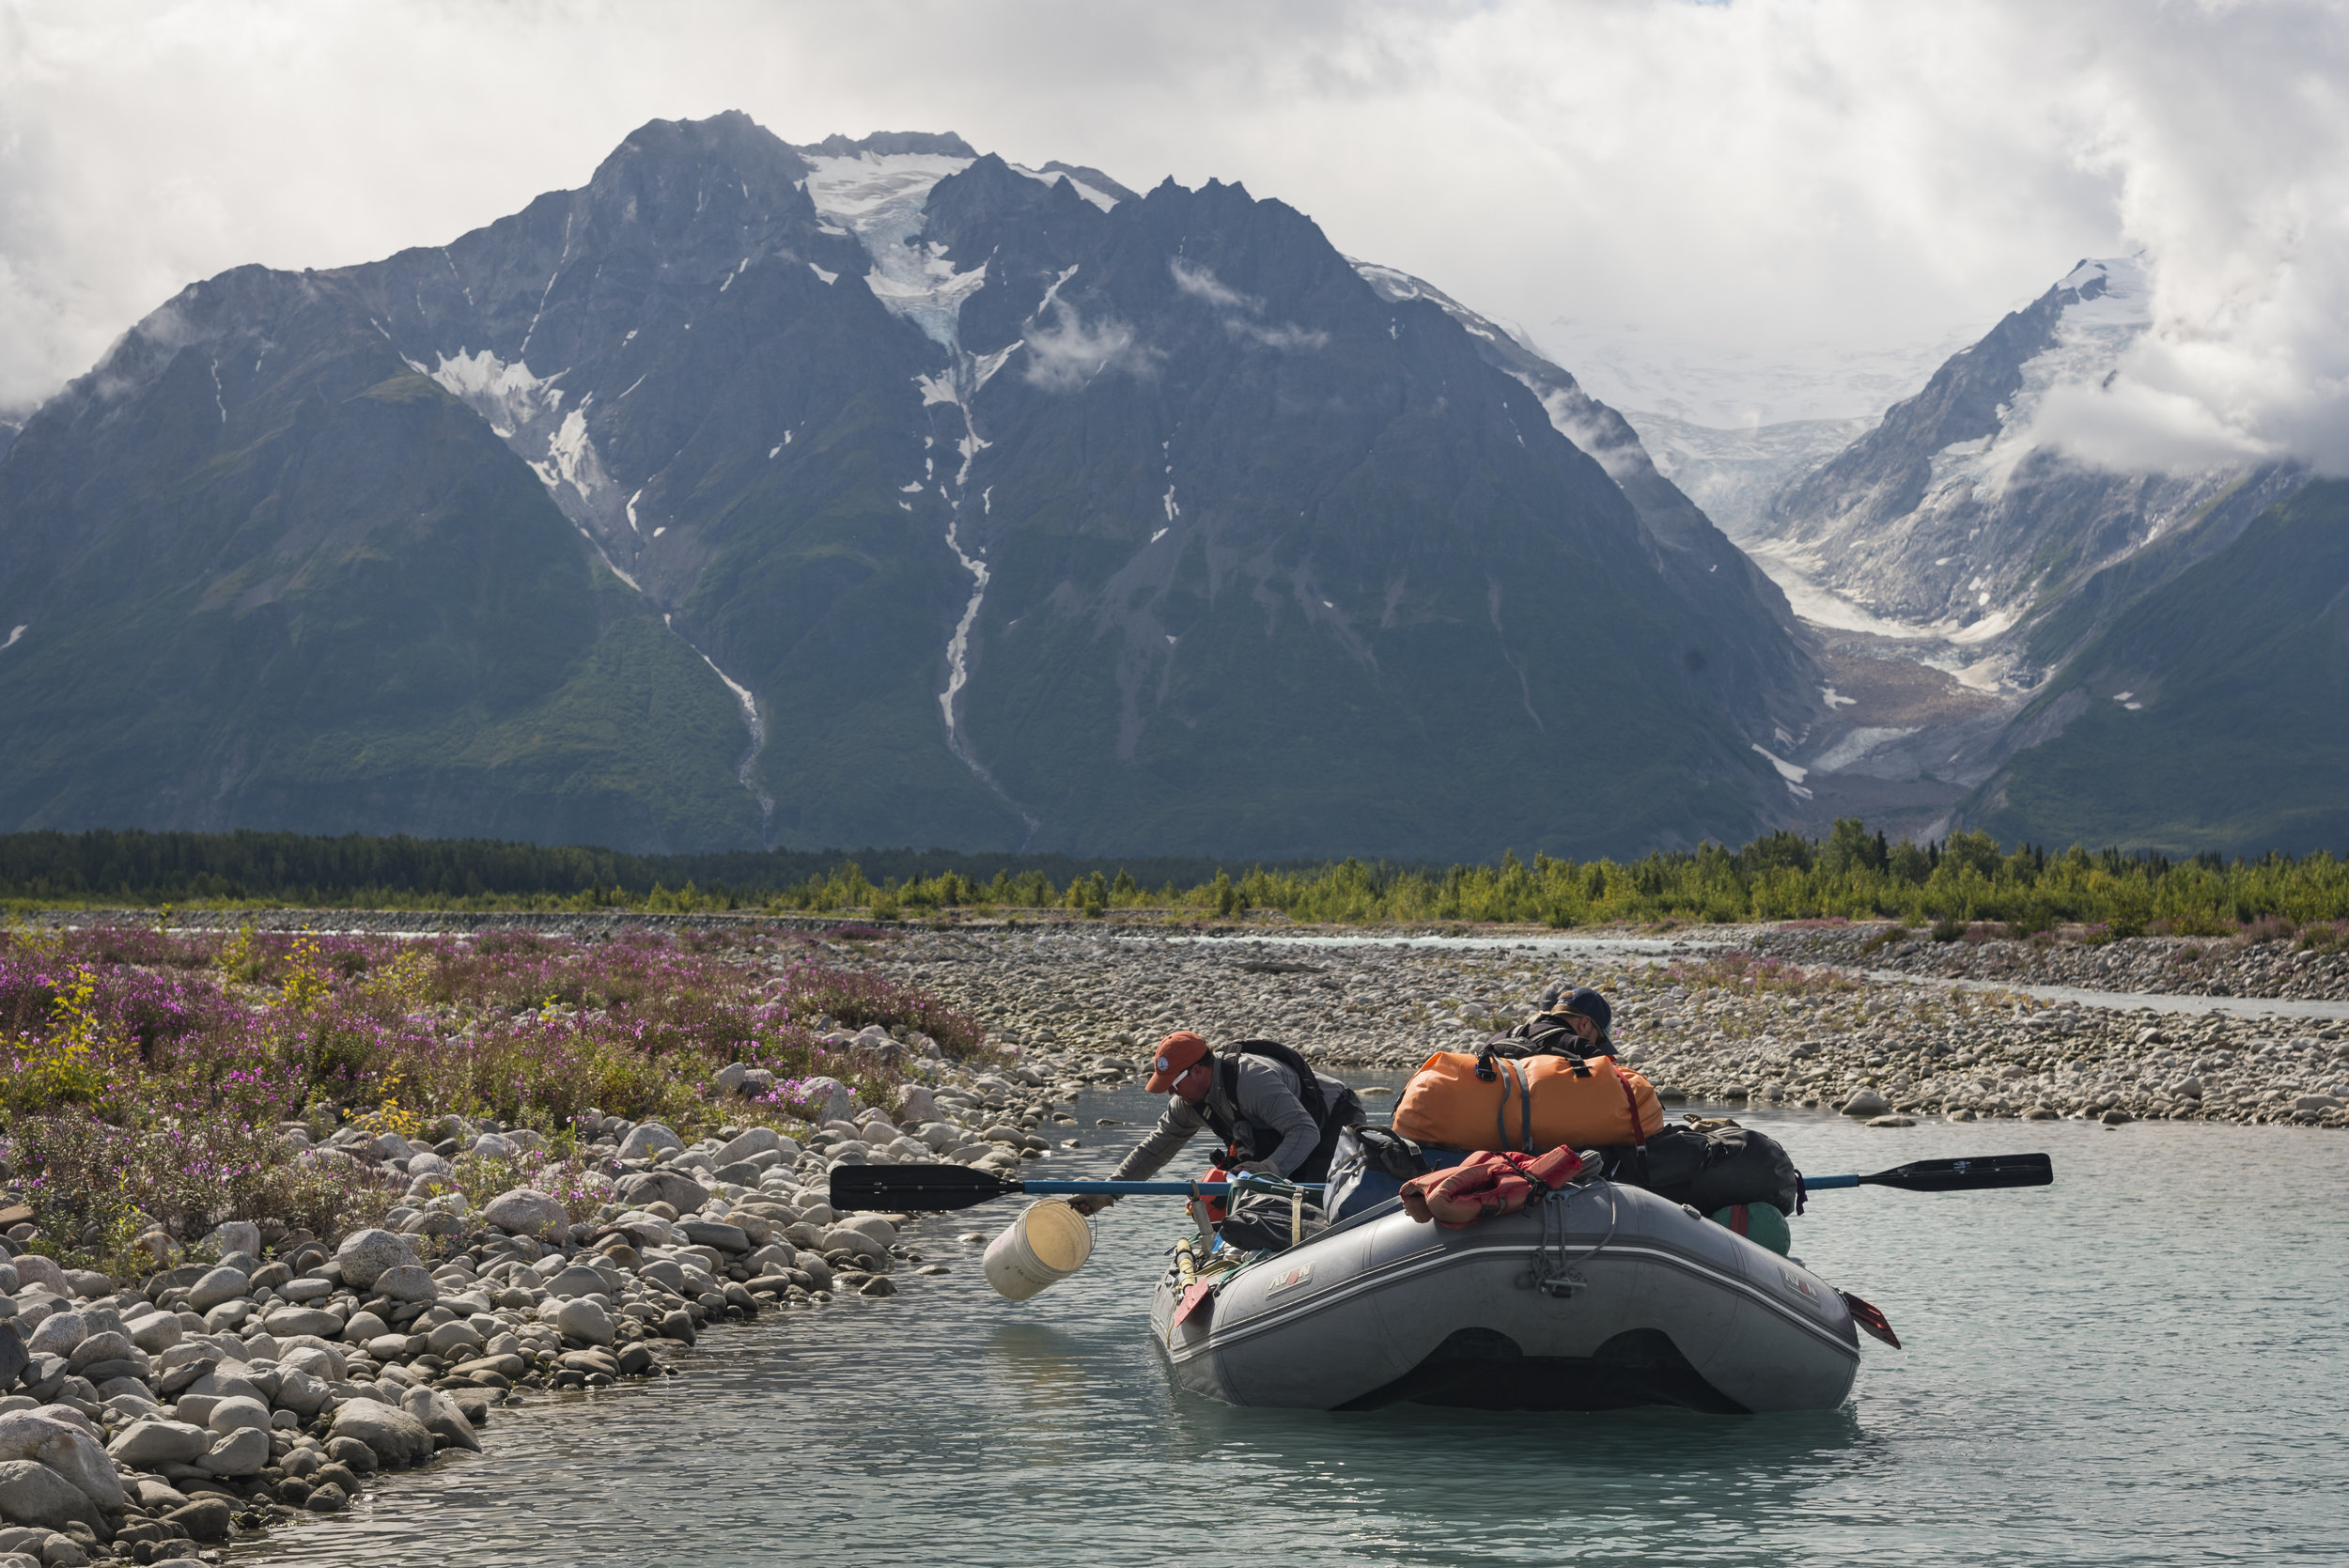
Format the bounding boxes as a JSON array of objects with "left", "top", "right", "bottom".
[{"left": 983, "top": 1199, "right": 1095, "bottom": 1301}]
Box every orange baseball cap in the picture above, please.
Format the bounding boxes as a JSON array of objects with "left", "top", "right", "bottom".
[{"left": 1144, "top": 1031, "right": 1211, "bottom": 1093}]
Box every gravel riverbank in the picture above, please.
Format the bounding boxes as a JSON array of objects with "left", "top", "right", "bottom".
[
  {"left": 861, "top": 925, "right": 2349, "bottom": 1131},
  {"left": 4, "top": 914, "right": 2341, "bottom": 1564},
  {"left": 1746, "top": 920, "right": 2349, "bottom": 1001}
]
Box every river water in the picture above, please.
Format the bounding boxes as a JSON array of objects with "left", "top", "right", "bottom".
[{"left": 244, "top": 1084, "right": 2348, "bottom": 1568}]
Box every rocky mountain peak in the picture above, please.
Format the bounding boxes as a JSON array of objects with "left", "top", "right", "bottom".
[
  {"left": 0, "top": 110, "right": 1816, "bottom": 861},
  {"left": 796, "top": 130, "right": 979, "bottom": 160}
]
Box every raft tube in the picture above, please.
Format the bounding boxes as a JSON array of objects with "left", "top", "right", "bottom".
[{"left": 1149, "top": 1181, "right": 1860, "bottom": 1414}]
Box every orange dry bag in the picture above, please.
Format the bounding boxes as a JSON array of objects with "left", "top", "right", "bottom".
[{"left": 1391, "top": 1048, "right": 1664, "bottom": 1153}]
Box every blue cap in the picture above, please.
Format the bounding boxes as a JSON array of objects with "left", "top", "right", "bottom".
[{"left": 1557, "top": 986, "right": 1611, "bottom": 1036}]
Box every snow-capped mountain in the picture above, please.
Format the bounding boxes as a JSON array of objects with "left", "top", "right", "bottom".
[
  {"left": 1759, "top": 257, "right": 2299, "bottom": 661},
  {"left": 0, "top": 114, "right": 1815, "bottom": 858}
]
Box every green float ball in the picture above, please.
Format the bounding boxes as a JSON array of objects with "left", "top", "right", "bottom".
[{"left": 1709, "top": 1202, "right": 1792, "bottom": 1256}]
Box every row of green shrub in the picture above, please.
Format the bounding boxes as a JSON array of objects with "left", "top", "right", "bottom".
[
  {"left": 8, "top": 822, "right": 2349, "bottom": 935},
  {"left": 839, "top": 821, "right": 2349, "bottom": 936}
]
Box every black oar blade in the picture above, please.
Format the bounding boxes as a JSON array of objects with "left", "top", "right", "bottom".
[
  {"left": 830, "top": 1164, "right": 1019, "bottom": 1212},
  {"left": 1862, "top": 1152, "right": 2052, "bottom": 1193}
]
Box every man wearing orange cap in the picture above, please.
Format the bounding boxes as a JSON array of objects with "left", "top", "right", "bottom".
[{"left": 1074, "top": 1031, "right": 1363, "bottom": 1215}]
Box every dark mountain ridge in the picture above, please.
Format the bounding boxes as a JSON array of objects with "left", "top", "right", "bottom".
[{"left": 0, "top": 113, "right": 1817, "bottom": 860}]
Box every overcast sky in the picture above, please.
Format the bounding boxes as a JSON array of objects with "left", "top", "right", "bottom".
[{"left": 4, "top": 1, "right": 2343, "bottom": 459}]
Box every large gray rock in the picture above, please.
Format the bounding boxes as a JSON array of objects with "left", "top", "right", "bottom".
[
  {"left": 165, "top": 1495, "right": 232, "bottom": 1541},
  {"left": 615, "top": 1171, "right": 706, "bottom": 1214},
  {"left": 334, "top": 1230, "right": 415, "bottom": 1291},
  {"left": 278, "top": 1344, "right": 345, "bottom": 1382},
  {"left": 21, "top": 1318, "right": 81, "bottom": 1360},
  {"left": 744, "top": 1242, "right": 798, "bottom": 1274},
  {"left": 552, "top": 1298, "right": 614, "bottom": 1346},
  {"left": 399, "top": 1386, "right": 480, "bottom": 1452},
  {"left": 328, "top": 1400, "right": 435, "bottom": 1467},
  {"left": 894, "top": 1082, "right": 939, "bottom": 1122},
  {"left": 798, "top": 1077, "right": 854, "bottom": 1126},
  {"left": 124, "top": 1312, "right": 181, "bottom": 1356},
  {"left": 196, "top": 1424, "right": 269, "bottom": 1477},
  {"left": 62, "top": 1331, "right": 132, "bottom": 1375},
  {"left": 0, "top": 1461, "right": 98, "bottom": 1532},
  {"left": 541, "top": 1266, "right": 614, "bottom": 1301},
  {"left": 0, "top": 1414, "right": 124, "bottom": 1510},
  {"left": 615, "top": 1124, "right": 683, "bottom": 1162},
  {"left": 6, "top": 1260, "right": 66, "bottom": 1299},
  {"left": 710, "top": 1063, "right": 752, "bottom": 1096},
  {"left": 25, "top": 1410, "right": 95, "bottom": 1445},
  {"left": 272, "top": 1368, "right": 332, "bottom": 1418},
  {"left": 261, "top": 1307, "right": 343, "bottom": 1339},
  {"left": 129, "top": 1476, "right": 189, "bottom": 1512},
  {"left": 204, "top": 1395, "right": 271, "bottom": 1435},
  {"left": 1841, "top": 1089, "right": 1893, "bottom": 1118},
  {"left": 834, "top": 1214, "right": 897, "bottom": 1248},
  {"left": 677, "top": 1220, "right": 750, "bottom": 1253},
  {"left": 181, "top": 1267, "right": 246, "bottom": 1314},
  {"left": 342, "top": 1311, "right": 391, "bottom": 1343},
  {"left": 711, "top": 1126, "right": 781, "bottom": 1167},
  {"left": 423, "top": 1321, "right": 482, "bottom": 1358},
  {"left": 180, "top": 1365, "right": 261, "bottom": 1405},
  {"left": 468, "top": 1132, "right": 518, "bottom": 1159},
  {"left": 634, "top": 1259, "right": 688, "bottom": 1295},
  {"left": 482, "top": 1188, "right": 568, "bottom": 1237},
  {"left": 105, "top": 1419, "right": 212, "bottom": 1466},
  {"left": 371, "top": 1265, "right": 438, "bottom": 1304}
]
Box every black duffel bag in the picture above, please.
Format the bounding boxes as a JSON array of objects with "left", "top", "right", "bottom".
[
  {"left": 1217, "top": 1190, "right": 1329, "bottom": 1252},
  {"left": 1598, "top": 1118, "right": 1801, "bottom": 1214}
]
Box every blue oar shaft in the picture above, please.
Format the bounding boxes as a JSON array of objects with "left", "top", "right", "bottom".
[
  {"left": 1019, "top": 1180, "right": 1324, "bottom": 1197},
  {"left": 1804, "top": 1174, "right": 1862, "bottom": 1189}
]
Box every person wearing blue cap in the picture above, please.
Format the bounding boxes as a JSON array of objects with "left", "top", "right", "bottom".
[{"left": 1549, "top": 986, "right": 1612, "bottom": 1049}]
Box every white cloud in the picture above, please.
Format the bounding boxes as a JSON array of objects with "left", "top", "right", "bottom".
[
  {"left": 1019, "top": 302, "right": 1154, "bottom": 393},
  {"left": 1169, "top": 257, "right": 1256, "bottom": 313},
  {"left": 1168, "top": 258, "right": 1327, "bottom": 350},
  {"left": 0, "top": 0, "right": 2342, "bottom": 472}
]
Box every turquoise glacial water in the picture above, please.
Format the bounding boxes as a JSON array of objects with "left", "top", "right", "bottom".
[{"left": 245, "top": 1091, "right": 2349, "bottom": 1567}]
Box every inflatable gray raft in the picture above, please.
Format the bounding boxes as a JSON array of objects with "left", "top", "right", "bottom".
[{"left": 1150, "top": 1182, "right": 1861, "bottom": 1414}]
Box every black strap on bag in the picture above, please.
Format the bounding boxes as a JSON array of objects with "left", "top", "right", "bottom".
[
  {"left": 1475, "top": 1036, "right": 1595, "bottom": 1077},
  {"left": 1354, "top": 1126, "right": 1430, "bottom": 1180},
  {"left": 1207, "top": 1038, "right": 1333, "bottom": 1157}
]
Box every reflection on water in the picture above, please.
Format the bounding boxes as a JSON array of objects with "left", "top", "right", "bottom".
[{"left": 247, "top": 1090, "right": 2349, "bottom": 1568}]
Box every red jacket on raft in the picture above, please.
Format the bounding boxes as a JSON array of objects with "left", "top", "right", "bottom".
[{"left": 1399, "top": 1145, "right": 1591, "bottom": 1228}]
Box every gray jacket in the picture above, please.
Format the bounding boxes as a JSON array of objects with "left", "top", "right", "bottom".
[{"left": 1111, "top": 1053, "right": 1353, "bottom": 1180}]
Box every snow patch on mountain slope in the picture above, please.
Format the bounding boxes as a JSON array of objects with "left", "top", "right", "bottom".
[
  {"left": 1936, "top": 256, "right": 2155, "bottom": 499},
  {"left": 698, "top": 651, "right": 773, "bottom": 830},
  {"left": 416, "top": 348, "right": 624, "bottom": 534},
  {"left": 800, "top": 151, "right": 986, "bottom": 349},
  {"left": 414, "top": 345, "right": 781, "bottom": 822}
]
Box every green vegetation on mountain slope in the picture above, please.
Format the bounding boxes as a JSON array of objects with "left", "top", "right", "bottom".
[{"left": 1967, "top": 480, "right": 2349, "bottom": 856}]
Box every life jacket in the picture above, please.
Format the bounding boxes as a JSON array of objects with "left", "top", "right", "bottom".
[
  {"left": 1398, "top": 1145, "right": 1591, "bottom": 1228},
  {"left": 1201, "top": 1039, "right": 1334, "bottom": 1160},
  {"left": 1392, "top": 1044, "right": 1663, "bottom": 1154}
]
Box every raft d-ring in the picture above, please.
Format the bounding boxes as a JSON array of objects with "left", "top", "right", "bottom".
[{"left": 1532, "top": 1267, "right": 1588, "bottom": 1305}]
